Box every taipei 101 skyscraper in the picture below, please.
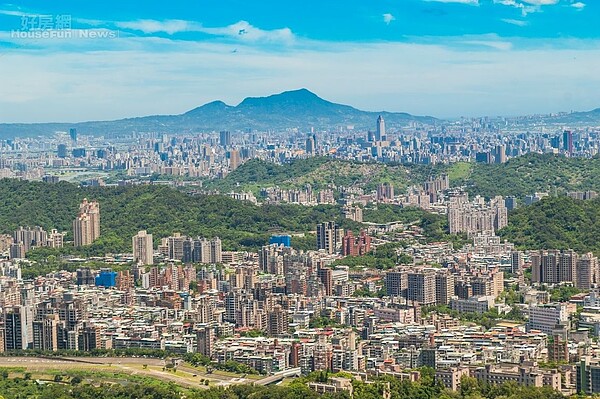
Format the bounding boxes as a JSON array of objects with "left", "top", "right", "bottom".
[{"left": 376, "top": 115, "right": 385, "bottom": 141}]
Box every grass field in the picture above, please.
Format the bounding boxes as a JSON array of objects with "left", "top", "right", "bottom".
[
  {"left": 448, "top": 161, "right": 472, "bottom": 181},
  {"left": 0, "top": 357, "right": 254, "bottom": 389}
]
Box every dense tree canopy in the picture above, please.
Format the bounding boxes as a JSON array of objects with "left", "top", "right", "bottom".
[
  {"left": 0, "top": 179, "right": 355, "bottom": 254},
  {"left": 500, "top": 195, "right": 600, "bottom": 254},
  {"left": 459, "top": 152, "right": 600, "bottom": 199},
  {"left": 203, "top": 153, "right": 600, "bottom": 201},
  {"left": 204, "top": 157, "right": 461, "bottom": 194}
]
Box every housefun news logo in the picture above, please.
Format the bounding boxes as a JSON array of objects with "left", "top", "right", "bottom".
[{"left": 11, "top": 15, "right": 119, "bottom": 39}]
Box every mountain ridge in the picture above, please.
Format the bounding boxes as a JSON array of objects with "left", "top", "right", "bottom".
[{"left": 0, "top": 88, "right": 438, "bottom": 138}]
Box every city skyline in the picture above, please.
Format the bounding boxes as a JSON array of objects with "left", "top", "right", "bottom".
[
  {"left": 4, "top": 1, "right": 600, "bottom": 395},
  {"left": 0, "top": 0, "right": 599, "bottom": 122}
]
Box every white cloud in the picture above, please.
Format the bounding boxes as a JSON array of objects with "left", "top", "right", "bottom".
[
  {"left": 501, "top": 18, "right": 529, "bottom": 26},
  {"left": 115, "top": 19, "right": 193, "bottom": 35},
  {"left": 199, "top": 20, "right": 294, "bottom": 43},
  {"left": 406, "top": 33, "right": 515, "bottom": 51},
  {"left": 383, "top": 13, "right": 395, "bottom": 25},
  {"left": 0, "top": 9, "right": 28, "bottom": 17},
  {"left": 460, "top": 39, "right": 513, "bottom": 50},
  {"left": 112, "top": 19, "right": 294, "bottom": 44},
  {"left": 493, "top": 0, "right": 559, "bottom": 15},
  {"left": 75, "top": 18, "right": 110, "bottom": 27},
  {"left": 493, "top": 1, "right": 528, "bottom": 16},
  {"left": 493, "top": 0, "right": 518, "bottom": 5},
  {"left": 423, "top": 0, "right": 479, "bottom": 4},
  {"left": 571, "top": 2, "right": 586, "bottom": 9},
  {"left": 521, "top": 0, "right": 558, "bottom": 4}
]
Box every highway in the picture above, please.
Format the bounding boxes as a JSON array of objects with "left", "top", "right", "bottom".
[{"left": 254, "top": 367, "right": 302, "bottom": 386}]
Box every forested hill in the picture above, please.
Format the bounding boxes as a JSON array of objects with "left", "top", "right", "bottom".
[
  {"left": 204, "top": 157, "right": 463, "bottom": 194},
  {"left": 461, "top": 153, "right": 600, "bottom": 199},
  {"left": 0, "top": 179, "right": 353, "bottom": 253},
  {"left": 206, "top": 153, "right": 600, "bottom": 200},
  {"left": 499, "top": 196, "right": 600, "bottom": 254},
  {"left": 205, "top": 157, "right": 333, "bottom": 192}
]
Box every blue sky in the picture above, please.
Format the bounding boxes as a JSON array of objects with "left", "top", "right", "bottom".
[{"left": 0, "top": 0, "right": 598, "bottom": 122}]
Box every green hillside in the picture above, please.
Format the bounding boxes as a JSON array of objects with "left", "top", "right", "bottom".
[
  {"left": 499, "top": 196, "right": 600, "bottom": 254},
  {"left": 0, "top": 179, "right": 356, "bottom": 254},
  {"left": 206, "top": 157, "right": 461, "bottom": 194},
  {"left": 462, "top": 153, "right": 600, "bottom": 199},
  {"left": 204, "top": 157, "right": 331, "bottom": 192},
  {"left": 208, "top": 153, "right": 600, "bottom": 201}
]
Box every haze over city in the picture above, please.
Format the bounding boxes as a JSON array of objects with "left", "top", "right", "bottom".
[{"left": 1, "top": 0, "right": 599, "bottom": 122}]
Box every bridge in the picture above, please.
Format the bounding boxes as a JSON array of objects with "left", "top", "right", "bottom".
[{"left": 254, "top": 367, "right": 302, "bottom": 385}]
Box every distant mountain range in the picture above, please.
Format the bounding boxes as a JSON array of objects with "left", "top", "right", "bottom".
[{"left": 0, "top": 89, "right": 438, "bottom": 138}]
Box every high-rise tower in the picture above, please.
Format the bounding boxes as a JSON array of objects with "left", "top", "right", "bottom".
[
  {"left": 376, "top": 115, "right": 385, "bottom": 141},
  {"left": 219, "top": 130, "right": 231, "bottom": 148},
  {"left": 316, "top": 221, "right": 343, "bottom": 254},
  {"left": 132, "top": 230, "right": 154, "bottom": 265},
  {"left": 73, "top": 199, "right": 100, "bottom": 246},
  {"left": 563, "top": 130, "right": 573, "bottom": 155}
]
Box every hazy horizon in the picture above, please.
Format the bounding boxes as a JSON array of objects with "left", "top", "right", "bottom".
[{"left": 0, "top": 87, "right": 596, "bottom": 125}]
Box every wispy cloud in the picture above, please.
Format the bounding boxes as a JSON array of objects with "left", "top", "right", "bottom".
[
  {"left": 115, "top": 19, "right": 193, "bottom": 35},
  {"left": 461, "top": 39, "right": 513, "bottom": 50},
  {"left": 112, "top": 19, "right": 294, "bottom": 43},
  {"left": 423, "top": 0, "right": 479, "bottom": 4},
  {"left": 383, "top": 13, "right": 395, "bottom": 25},
  {"left": 521, "top": 0, "right": 558, "bottom": 5},
  {"left": 406, "top": 33, "right": 516, "bottom": 52},
  {"left": 2, "top": 34, "right": 600, "bottom": 122},
  {"left": 0, "top": 9, "right": 28, "bottom": 17},
  {"left": 199, "top": 21, "right": 294, "bottom": 43},
  {"left": 571, "top": 2, "right": 586, "bottom": 9},
  {"left": 501, "top": 18, "right": 529, "bottom": 26},
  {"left": 492, "top": 0, "right": 558, "bottom": 16}
]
